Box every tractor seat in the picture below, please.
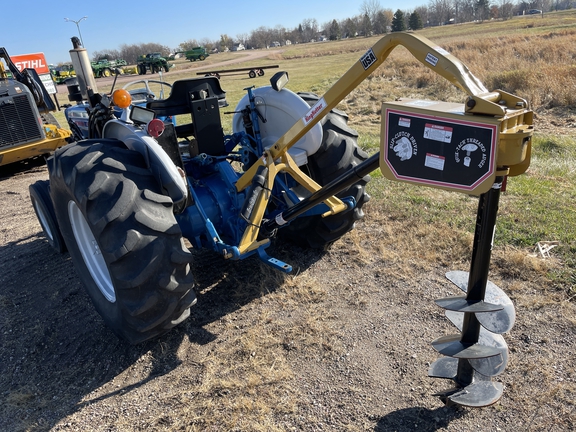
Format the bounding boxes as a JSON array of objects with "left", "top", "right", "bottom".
[
  {"left": 146, "top": 77, "right": 228, "bottom": 117},
  {"left": 147, "top": 77, "right": 228, "bottom": 156}
]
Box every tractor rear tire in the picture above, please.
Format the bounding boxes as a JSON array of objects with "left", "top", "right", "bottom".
[
  {"left": 29, "top": 180, "right": 67, "bottom": 254},
  {"left": 49, "top": 140, "right": 196, "bottom": 344},
  {"left": 164, "top": 64, "right": 170, "bottom": 72},
  {"left": 279, "top": 93, "right": 371, "bottom": 250}
]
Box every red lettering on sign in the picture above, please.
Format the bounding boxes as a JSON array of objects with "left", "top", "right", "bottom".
[{"left": 304, "top": 102, "right": 324, "bottom": 124}]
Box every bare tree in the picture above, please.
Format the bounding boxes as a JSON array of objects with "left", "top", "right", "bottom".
[
  {"left": 219, "top": 34, "right": 233, "bottom": 51},
  {"left": 428, "top": 0, "right": 454, "bottom": 25},
  {"left": 117, "top": 43, "right": 171, "bottom": 64},
  {"left": 249, "top": 26, "right": 274, "bottom": 49},
  {"left": 301, "top": 18, "right": 319, "bottom": 42},
  {"left": 236, "top": 33, "right": 249, "bottom": 48},
  {"left": 361, "top": 0, "right": 383, "bottom": 21},
  {"left": 199, "top": 38, "right": 216, "bottom": 51},
  {"left": 178, "top": 40, "right": 200, "bottom": 52},
  {"left": 92, "top": 49, "right": 122, "bottom": 62},
  {"left": 498, "top": 0, "right": 515, "bottom": 19},
  {"left": 455, "top": 0, "right": 480, "bottom": 22}
]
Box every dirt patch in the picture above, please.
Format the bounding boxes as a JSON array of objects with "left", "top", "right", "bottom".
[{"left": 0, "top": 160, "right": 574, "bottom": 431}]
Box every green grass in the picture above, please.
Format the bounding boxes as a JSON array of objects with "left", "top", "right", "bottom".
[{"left": 364, "top": 132, "right": 576, "bottom": 296}]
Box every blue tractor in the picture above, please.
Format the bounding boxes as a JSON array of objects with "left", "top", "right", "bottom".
[{"left": 30, "top": 37, "right": 371, "bottom": 344}]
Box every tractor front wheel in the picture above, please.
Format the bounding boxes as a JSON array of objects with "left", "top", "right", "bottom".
[
  {"left": 279, "top": 93, "right": 371, "bottom": 250},
  {"left": 29, "top": 180, "right": 66, "bottom": 254},
  {"left": 49, "top": 140, "right": 196, "bottom": 344}
]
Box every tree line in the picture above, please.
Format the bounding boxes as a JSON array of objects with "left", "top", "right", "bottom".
[{"left": 88, "top": 0, "right": 570, "bottom": 64}]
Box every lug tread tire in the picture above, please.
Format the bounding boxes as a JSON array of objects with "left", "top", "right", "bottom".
[
  {"left": 50, "top": 139, "right": 196, "bottom": 344},
  {"left": 29, "top": 180, "right": 67, "bottom": 253},
  {"left": 280, "top": 93, "right": 371, "bottom": 250}
]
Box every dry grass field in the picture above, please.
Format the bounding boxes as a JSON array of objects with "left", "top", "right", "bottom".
[{"left": 1, "top": 9, "right": 575, "bottom": 432}]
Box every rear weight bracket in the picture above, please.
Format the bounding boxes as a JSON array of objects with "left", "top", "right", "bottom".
[{"left": 429, "top": 176, "right": 516, "bottom": 407}]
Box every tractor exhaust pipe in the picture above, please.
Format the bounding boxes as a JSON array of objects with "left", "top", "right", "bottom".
[{"left": 68, "top": 37, "right": 98, "bottom": 106}]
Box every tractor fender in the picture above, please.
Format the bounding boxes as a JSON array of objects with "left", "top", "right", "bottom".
[
  {"left": 232, "top": 86, "right": 323, "bottom": 166},
  {"left": 102, "top": 120, "right": 187, "bottom": 203}
]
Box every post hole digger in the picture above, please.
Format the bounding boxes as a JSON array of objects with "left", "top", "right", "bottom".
[{"left": 30, "top": 34, "right": 533, "bottom": 407}]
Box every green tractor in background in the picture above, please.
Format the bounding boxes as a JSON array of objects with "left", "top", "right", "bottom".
[
  {"left": 91, "top": 58, "right": 128, "bottom": 78},
  {"left": 136, "top": 52, "right": 171, "bottom": 75},
  {"left": 184, "top": 47, "right": 209, "bottom": 61},
  {"left": 50, "top": 63, "right": 76, "bottom": 84}
]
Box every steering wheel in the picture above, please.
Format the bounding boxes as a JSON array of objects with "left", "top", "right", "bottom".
[{"left": 121, "top": 79, "right": 173, "bottom": 102}]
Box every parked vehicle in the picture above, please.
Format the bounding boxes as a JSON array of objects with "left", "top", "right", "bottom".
[
  {"left": 136, "top": 52, "right": 170, "bottom": 74},
  {"left": 183, "top": 47, "right": 209, "bottom": 61},
  {"left": 50, "top": 63, "right": 76, "bottom": 84},
  {"left": 91, "top": 58, "right": 127, "bottom": 78},
  {"left": 0, "top": 47, "right": 71, "bottom": 167}
]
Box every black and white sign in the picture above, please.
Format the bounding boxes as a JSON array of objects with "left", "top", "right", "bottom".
[{"left": 382, "top": 108, "right": 497, "bottom": 192}]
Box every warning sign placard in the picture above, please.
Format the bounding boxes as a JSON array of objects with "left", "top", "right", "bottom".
[{"left": 380, "top": 103, "right": 498, "bottom": 194}]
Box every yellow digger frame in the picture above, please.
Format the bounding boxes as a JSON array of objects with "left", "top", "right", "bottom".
[{"left": 233, "top": 32, "right": 533, "bottom": 254}]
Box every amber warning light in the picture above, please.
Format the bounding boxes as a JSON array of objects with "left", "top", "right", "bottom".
[{"left": 112, "top": 89, "right": 131, "bottom": 109}]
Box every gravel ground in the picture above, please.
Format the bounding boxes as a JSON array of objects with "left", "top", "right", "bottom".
[{"left": 0, "top": 158, "right": 574, "bottom": 431}]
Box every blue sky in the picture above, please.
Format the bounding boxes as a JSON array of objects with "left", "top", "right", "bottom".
[{"left": 6, "top": 0, "right": 423, "bottom": 64}]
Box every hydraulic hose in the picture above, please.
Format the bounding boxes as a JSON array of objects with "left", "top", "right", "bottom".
[{"left": 261, "top": 152, "right": 380, "bottom": 236}]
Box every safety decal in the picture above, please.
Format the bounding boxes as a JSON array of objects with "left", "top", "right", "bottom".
[
  {"left": 360, "top": 48, "right": 377, "bottom": 70},
  {"left": 425, "top": 53, "right": 439, "bottom": 67},
  {"left": 303, "top": 97, "right": 326, "bottom": 125}
]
